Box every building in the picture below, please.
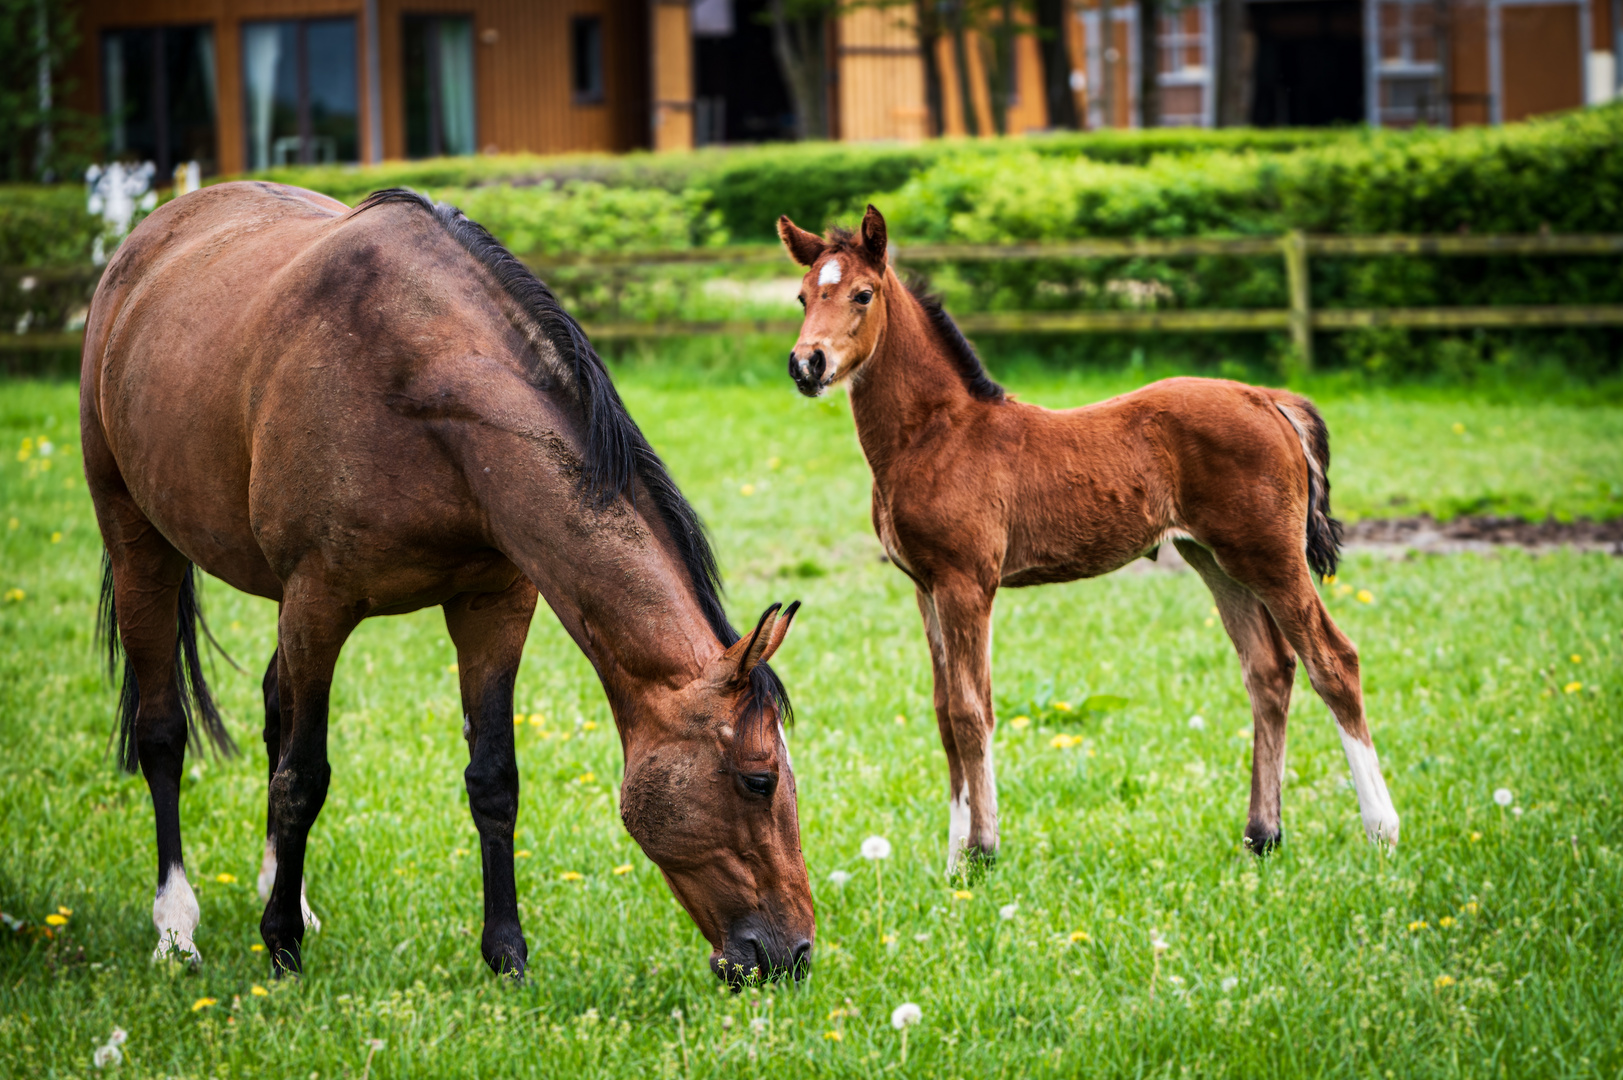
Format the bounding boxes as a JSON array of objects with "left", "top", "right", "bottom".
[{"left": 62, "top": 0, "right": 1619, "bottom": 175}]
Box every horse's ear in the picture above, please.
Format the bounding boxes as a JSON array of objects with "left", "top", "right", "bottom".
[
  {"left": 778, "top": 216, "right": 825, "bottom": 267},
  {"left": 717, "top": 601, "right": 799, "bottom": 685},
  {"left": 859, "top": 204, "right": 888, "bottom": 267}
]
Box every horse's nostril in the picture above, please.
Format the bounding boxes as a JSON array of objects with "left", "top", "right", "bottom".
[
  {"left": 809, "top": 350, "right": 826, "bottom": 381},
  {"left": 791, "top": 939, "right": 812, "bottom": 974}
]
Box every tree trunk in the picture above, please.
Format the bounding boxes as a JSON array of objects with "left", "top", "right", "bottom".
[
  {"left": 917, "top": 0, "right": 947, "bottom": 135},
  {"left": 1137, "top": 0, "right": 1159, "bottom": 128},
  {"left": 1215, "top": 0, "right": 1247, "bottom": 126},
  {"left": 981, "top": 0, "right": 1016, "bottom": 135},
  {"left": 1034, "top": 0, "right": 1080, "bottom": 129},
  {"left": 1099, "top": 0, "right": 1115, "bottom": 128},
  {"left": 948, "top": 0, "right": 981, "bottom": 136},
  {"left": 768, "top": 0, "right": 830, "bottom": 139}
]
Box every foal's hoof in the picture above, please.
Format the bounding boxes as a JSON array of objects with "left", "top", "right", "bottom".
[
  {"left": 947, "top": 843, "right": 999, "bottom": 883},
  {"left": 1243, "top": 825, "right": 1283, "bottom": 856},
  {"left": 482, "top": 924, "right": 528, "bottom": 981}
]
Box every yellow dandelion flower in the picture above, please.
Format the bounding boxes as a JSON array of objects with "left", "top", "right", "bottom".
[
  {"left": 215, "top": 873, "right": 236, "bottom": 884},
  {"left": 560, "top": 871, "right": 584, "bottom": 882},
  {"left": 192, "top": 997, "right": 218, "bottom": 1012},
  {"left": 1052, "top": 701, "right": 1072, "bottom": 712},
  {"left": 612, "top": 863, "right": 633, "bottom": 875},
  {"left": 558, "top": 732, "right": 571, "bottom": 742},
  {"left": 881, "top": 933, "right": 896, "bottom": 945},
  {"left": 740, "top": 484, "right": 756, "bottom": 496},
  {"left": 1462, "top": 901, "right": 1479, "bottom": 915},
  {"left": 894, "top": 714, "right": 907, "bottom": 725},
  {"left": 1324, "top": 574, "right": 1337, "bottom": 585},
  {"left": 1407, "top": 920, "right": 1428, "bottom": 932},
  {"left": 1563, "top": 681, "right": 1582, "bottom": 694},
  {"left": 4, "top": 588, "right": 24, "bottom": 602},
  {"left": 1086, "top": 746, "right": 1096, "bottom": 757},
  {"left": 513, "top": 713, "right": 525, "bottom": 726},
  {"left": 515, "top": 850, "right": 532, "bottom": 859},
  {"left": 445, "top": 663, "right": 459, "bottom": 674},
  {"left": 44, "top": 914, "right": 67, "bottom": 926},
  {"left": 767, "top": 457, "right": 781, "bottom": 470},
  {"left": 1438, "top": 916, "right": 1456, "bottom": 928},
  {"left": 1049, "top": 733, "right": 1081, "bottom": 749},
  {"left": 6, "top": 518, "right": 16, "bottom": 529},
  {"left": 250, "top": 943, "right": 265, "bottom": 952},
  {"left": 576, "top": 772, "right": 596, "bottom": 784},
  {"left": 57, "top": 907, "right": 71, "bottom": 916},
  {"left": 1356, "top": 590, "right": 1374, "bottom": 604},
  {"left": 952, "top": 889, "right": 973, "bottom": 901},
  {"left": 1205, "top": 617, "right": 1216, "bottom": 627},
  {"left": 1470, "top": 831, "right": 1482, "bottom": 842},
  {"left": 1571, "top": 654, "right": 1582, "bottom": 664},
  {"left": 529, "top": 713, "right": 546, "bottom": 726},
  {"left": 1009, "top": 715, "right": 1030, "bottom": 729},
  {"left": 250, "top": 985, "right": 268, "bottom": 997},
  {"left": 1451, "top": 422, "right": 1465, "bottom": 435},
  {"left": 1336, "top": 583, "right": 1354, "bottom": 597},
  {"left": 1069, "top": 930, "right": 1091, "bottom": 943},
  {"left": 1434, "top": 974, "right": 1456, "bottom": 989},
  {"left": 49, "top": 531, "right": 61, "bottom": 543},
  {"left": 582, "top": 720, "right": 598, "bottom": 731},
  {"left": 823, "top": 1030, "right": 843, "bottom": 1041}
]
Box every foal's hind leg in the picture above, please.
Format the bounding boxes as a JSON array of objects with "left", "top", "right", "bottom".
[
  {"left": 928, "top": 575, "right": 1000, "bottom": 872},
  {"left": 262, "top": 587, "right": 356, "bottom": 975},
  {"left": 1177, "top": 541, "right": 1297, "bottom": 853},
  {"left": 445, "top": 578, "right": 539, "bottom": 977},
  {"left": 257, "top": 648, "right": 320, "bottom": 931},
  {"left": 916, "top": 588, "right": 970, "bottom": 874},
  {"left": 1216, "top": 549, "right": 1400, "bottom": 846}
]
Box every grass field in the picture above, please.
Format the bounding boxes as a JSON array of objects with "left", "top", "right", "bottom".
[{"left": 1, "top": 366, "right": 1620, "bottom": 1079}]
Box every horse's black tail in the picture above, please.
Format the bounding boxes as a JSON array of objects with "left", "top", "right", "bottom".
[
  {"left": 1274, "top": 396, "right": 1344, "bottom": 581},
  {"left": 100, "top": 554, "right": 239, "bottom": 773}
]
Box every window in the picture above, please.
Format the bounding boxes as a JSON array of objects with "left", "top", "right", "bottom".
[
  {"left": 242, "top": 18, "right": 358, "bottom": 169},
  {"left": 1369, "top": 0, "right": 1444, "bottom": 126},
  {"left": 102, "top": 26, "right": 218, "bottom": 175},
  {"left": 405, "top": 16, "right": 476, "bottom": 158},
  {"left": 1156, "top": 2, "right": 1213, "bottom": 127},
  {"left": 571, "top": 16, "right": 604, "bottom": 103}
]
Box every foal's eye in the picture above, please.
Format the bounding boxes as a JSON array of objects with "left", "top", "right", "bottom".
[
  {"left": 797, "top": 295, "right": 806, "bottom": 308},
  {"left": 854, "top": 290, "right": 874, "bottom": 305},
  {"left": 740, "top": 772, "right": 777, "bottom": 799}
]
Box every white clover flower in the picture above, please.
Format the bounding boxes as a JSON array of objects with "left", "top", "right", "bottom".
[
  {"left": 93, "top": 1044, "right": 121, "bottom": 1068},
  {"left": 861, "top": 836, "right": 892, "bottom": 860},
  {"left": 891, "top": 1002, "right": 922, "bottom": 1029},
  {"left": 1188, "top": 714, "right": 1205, "bottom": 730},
  {"left": 1493, "top": 788, "right": 1514, "bottom": 807},
  {"left": 998, "top": 903, "right": 1018, "bottom": 921},
  {"left": 1221, "top": 976, "right": 1238, "bottom": 993},
  {"left": 827, "top": 870, "right": 852, "bottom": 886}
]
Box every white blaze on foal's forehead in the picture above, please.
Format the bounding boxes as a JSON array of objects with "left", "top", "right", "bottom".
[{"left": 818, "top": 258, "right": 842, "bottom": 286}]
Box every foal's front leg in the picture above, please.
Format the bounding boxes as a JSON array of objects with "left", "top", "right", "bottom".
[
  {"left": 930, "top": 577, "right": 1000, "bottom": 872},
  {"left": 916, "top": 588, "right": 969, "bottom": 874},
  {"left": 444, "top": 579, "right": 538, "bottom": 978},
  {"left": 256, "top": 648, "right": 320, "bottom": 931}
]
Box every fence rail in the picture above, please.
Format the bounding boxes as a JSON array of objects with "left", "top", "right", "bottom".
[{"left": 6, "top": 232, "right": 1622, "bottom": 366}]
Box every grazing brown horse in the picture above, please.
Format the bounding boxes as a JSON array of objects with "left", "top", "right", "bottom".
[
  {"left": 778, "top": 206, "right": 1398, "bottom": 872},
  {"left": 82, "top": 182, "right": 814, "bottom": 985}
]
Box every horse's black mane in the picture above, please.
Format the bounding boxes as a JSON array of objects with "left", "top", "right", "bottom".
[
  {"left": 354, "top": 188, "right": 790, "bottom": 726},
  {"left": 824, "top": 228, "right": 1004, "bottom": 403}
]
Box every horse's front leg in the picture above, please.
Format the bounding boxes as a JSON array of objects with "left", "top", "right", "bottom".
[
  {"left": 262, "top": 590, "right": 355, "bottom": 975},
  {"left": 930, "top": 575, "right": 1000, "bottom": 873},
  {"left": 444, "top": 578, "right": 539, "bottom": 978},
  {"left": 256, "top": 647, "right": 321, "bottom": 931}
]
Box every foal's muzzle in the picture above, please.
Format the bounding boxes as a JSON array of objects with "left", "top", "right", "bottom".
[{"left": 788, "top": 348, "right": 828, "bottom": 397}]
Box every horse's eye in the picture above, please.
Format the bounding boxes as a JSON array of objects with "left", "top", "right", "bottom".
[
  {"left": 797, "top": 295, "right": 806, "bottom": 308},
  {"left": 740, "top": 772, "right": 776, "bottom": 799},
  {"left": 854, "top": 290, "right": 873, "bottom": 305}
]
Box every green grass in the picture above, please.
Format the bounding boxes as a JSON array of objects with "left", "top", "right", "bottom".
[{"left": 1, "top": 369, "right": 1620, "bottom": 1079}]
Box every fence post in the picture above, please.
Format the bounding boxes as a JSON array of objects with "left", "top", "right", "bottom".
[{"left": 1281, "top": 229, "right": 1312, "bottom": 371}]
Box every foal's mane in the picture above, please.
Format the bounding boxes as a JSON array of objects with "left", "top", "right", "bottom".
[
  {"left": 353, "top": 188, "right": 791, "bottom": 726},
  {"left": 823, "top": 228, "right": 1004, "bottom": 403}
]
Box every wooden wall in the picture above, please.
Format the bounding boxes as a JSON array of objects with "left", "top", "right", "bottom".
[
  {"left": 836, "top": 6, "right": 928, "bottom": 142},
  {"left": 930, "top": 17, "right": 1050, "bottom": 136}
]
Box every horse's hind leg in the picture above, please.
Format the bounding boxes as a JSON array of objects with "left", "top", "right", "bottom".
[
  {"left": 262, "top": 587, "right": 356, "bottom": 975},
  {"left": 444, "top": 578, "right": 539, "bottom": 978},
  {"left": 916, "top": 587, "right": 970, "bottom": 875},
  {"left": 256, "top": 647, "right": 320, "bottom": 932},
  {"left": 1177, "top": 541, "right": 1297, "bottom": 853},
  {"left": 1215, "top": 548, "right": 1400, "bottom": 846}
]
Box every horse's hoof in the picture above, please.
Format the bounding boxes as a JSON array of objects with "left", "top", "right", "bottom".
[
  {"left": 1243, "top": 825, "right": 1283, "bottom": 856},
  {"left": 482, "top": 924, "right": 528, "bottom": 981}
]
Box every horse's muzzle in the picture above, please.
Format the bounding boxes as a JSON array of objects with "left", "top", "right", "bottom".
[
  {"left": 788, "top": 348, "right": 828, "bottom": 397},
  {"left": 712, "top": 914, "right": 812, "bottom": 988}
]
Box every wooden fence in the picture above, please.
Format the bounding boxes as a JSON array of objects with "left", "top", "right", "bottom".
[{"left": 6, "top": 232, "right": 1623, "bottom": 369}]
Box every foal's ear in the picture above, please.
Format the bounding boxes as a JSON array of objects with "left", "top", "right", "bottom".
[
  {"left": 718, "top": 601, "right": 801, "bottom": 685},
  {"left": 858, "top": 204, "right": 888, "bottom": 267},
  {"left": 778, "top": 216, "right": 826, "bottom": 267}
]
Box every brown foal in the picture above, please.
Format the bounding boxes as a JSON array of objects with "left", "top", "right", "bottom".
[
  {"left": 779, "top": 206, "right": 1398, "bottom": 872},
  {"left": 82, "top": 182, "right": 813, "bottom": 984}
]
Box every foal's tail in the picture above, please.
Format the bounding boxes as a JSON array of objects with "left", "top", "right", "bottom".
[
  {"left": 1272, "top": 395, "right": 1344, "bottom": 581},
  {"left": 99, "top": 555, "right": 239, "bottom": 773}
]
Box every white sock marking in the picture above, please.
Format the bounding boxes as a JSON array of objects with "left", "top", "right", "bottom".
[
  {"left": 946, "top": 786, "right": 971, "bottom": 875},
  {"left": 818, "top": 258, "right": 842, "bottom": 286},
  {"left": 257, "top": 838, "right": 322, "bottom": 931},
  {"left": 152, "top": 865, "right": 201, "bottom": 964},
  {"left": 1338, "top": 726, "right": 1399, "bottom": 845}
]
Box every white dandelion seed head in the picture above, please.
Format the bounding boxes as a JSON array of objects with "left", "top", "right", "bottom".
[
  {"left": 1493, "top": 787, "right": 1514, "bottom": 807},
  {"left": 671, "top": 1007, "right": 684, "bottom": 1022},
  {"left": 1512, "top": 806, "right": 1523, "bottom": 816},
  {"left": 828, "top": 870, "right": 852, "bottom": 886},
  {"left": 107, "top": 1028, "right": 127, "bottom": 1047},
  {"left": 861, "top": 836, "right": 892, "bottom": 860},
  {"left": 891, "top": 1002, "right": 923, "bottom": 1029},
  {"left": 914, "top": 932, "right": 931, "bottom": 943},
  {"left": 1188, "top": 714, "right": 1205, "bottom": 730},
  {"left": 1221, "top": 976, "right": 1238, "bottom": 993},
  {"left": 93, "top": 1044, "right": 122, "bottom": 1069},
  {"left": 364, "top": 1039, "right": 385, "bottom": 1052},
  {"left": 1151, "top": 932, "right": 1170, "bottom": 953},
  {"left": 721, "top": 1015, "right": 734, "bottom": 1030},
  {"left": 999, "top": 903, "right": 1018, "bottom": 921},
  {"left": 750, "top": 1016, "right": 768, "bottom": 1033}
]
